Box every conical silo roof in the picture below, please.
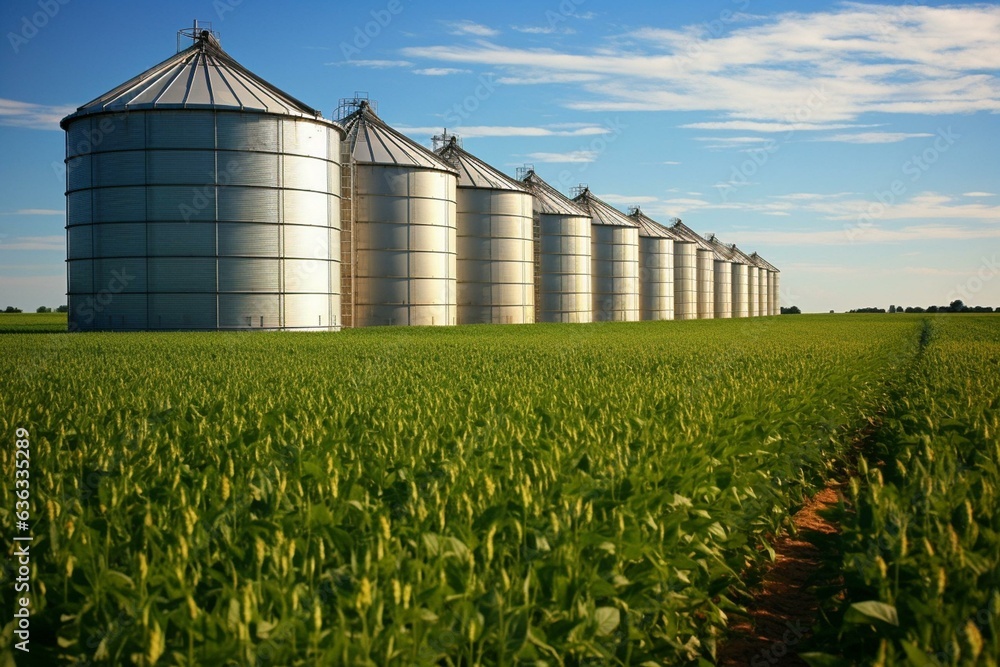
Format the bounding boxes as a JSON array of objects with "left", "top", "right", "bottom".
[
  {"left": 669, "top": 220, "right": 716, "bottom": 252},
  {"left": 729, "top": 244, "right": 755, "bottom": 265},
  {"left": 572, "top": 188, "right": 639, "bottom": 228},
  {"left": 341, "top": 102, "right": 457, "bottom": 173},
  {"left": 521, "top": 170, "right": 588, "bottom": 216},
  {"left": 706, "top": 234, "right": 741, "bottom": 262},
  {"left": 750, "top": 252, "right": 779, "bottom": 272},
  {"left": 60, "top": 31, "right": 325, "bottom": 127},
  {"left": 629, "top": 207, "right": 679, "bottom": 239},
  {"left": 436, "top": 138, "right": 527, "bottom": 191}
]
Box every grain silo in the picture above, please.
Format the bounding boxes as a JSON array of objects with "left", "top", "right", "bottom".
[
  {"left": 705, "top": 235, "right": 735, "bottom": 319},
  {"left": 746, "top": 260, "right": 759, "bottom": 317},
  {"left": 61, "top": 26, "right": 343, "bottom": 331},
  {"left": 669, "top": 220, "right": 715, "bottom": 319},
  {"left": 340, "top": 101, "right": 458, "bottom": 326},
  {"left": 520, "top": 170, "right": 592, "bottom": 323},
  {"left": 628, "top": 208, "right": 676, "bottom": 321},
  {"left": 753, "top": 254, "right": 780, "bottom": 315},
  {"left": 662, "top": 220, "right": 697, "bottom": 321},
  {"left": 726, "top": 244, "right": 753, "bottom": 318},
  {"left": 435, "top": 137, "right": 533, "bottom": 324},
  {"left": 572, "top": 188, "right": 639, "bottom": 322},
  {"left": 751, "top": 253, "right": 770, "bottom": 317}
]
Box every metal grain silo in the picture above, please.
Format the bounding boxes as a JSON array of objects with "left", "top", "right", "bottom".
[
  {"left": 747, "top": 263, "right": 759, "bottom": 317},
  {"left": 771, "top": 269, "right": 781, "bottom": 315},
  {"left": 572, "top": 188, "right": 639, "bottom": 322},
  {"left": 666, "top": 222, "right": 697, "bottom": 321},
  {"left": 727, "top": 244, "right": 753, "bottom": 318},
  {"left": 629, "top": 208, "right": 676, "bottom": 321},
  {"left": 669, "top": 220, "right": 715, "bottom": 319},
  {"left": 705, "top": 235, "right": 734, "bottom": 319},
  {"left": 520, "top": 170, "right": 592, "bottom": 323},
  {"left": 753, "top": 254, "right": 780, "bottom": 315},
  {"left": 751, "top": 253, "right": 770, "bottom": 316},
  {"left": 61, "top": 27, "right": 343, "bottom": 331},
  {"left": 340, "top": 102, "right": 458, "bottom": 326},
  {"left": 435, "top": 138, "right": 533, "bottom": 324}
]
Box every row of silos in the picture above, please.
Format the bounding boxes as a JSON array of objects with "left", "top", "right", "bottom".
[{"left": 62, "top": 28, "right": 779, "bottom": 331}]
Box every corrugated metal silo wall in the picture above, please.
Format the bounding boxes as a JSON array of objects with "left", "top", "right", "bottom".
[
  {"left": 758, "top": 269, "right": 769, "bottom": 316},
  {"left": 456, "top": 188, "right": 534, "bottom": 324},
  {"left": 65, "top": 110, "right": 342, "bottom": 331},
  {"left": 696, "top": 249, "right": 715, "bottom": 319},
  {"left": 771, "top": 272, "right": 780, "bottom": 315},
  {"left": 731, "top": 264, "right": 749, "bottom": 318},
  {"left": 747, "top": 266, "right": 759, "bottom": 317},
  {"left": 673, "top": 242, "right": 697, "bottom": 320},
  {"left": 536, "top": 212, "right": 592, "bottom": 323},
  {"left": 639, "top": 237, "right": 674, "bottom": 320},
  {"left": 591, "top": 226, "right": 639, "bottom": 322},
  {"left": 713, "top": 260, "right": 732, "bottom": 318},
  {"left": 353, "top": 166, "right": 457, "bottom": 326}
]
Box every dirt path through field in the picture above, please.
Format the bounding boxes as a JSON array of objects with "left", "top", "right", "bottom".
[{"left": 716, "top": 484, "right": 842, "bottom": 666}]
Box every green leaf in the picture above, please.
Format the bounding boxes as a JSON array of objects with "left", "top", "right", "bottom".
[
  {"left": 900, "top": 641, "right": 938, "bottom": 667},
  {"left": 593, "top": 607, "right": 620, "bottom": 637},
  {"left": 844, "top": 600, "right": 899, "bottom": 626},
  {"left": 799, "top": 652, "right": 852, "bottom": 667}
]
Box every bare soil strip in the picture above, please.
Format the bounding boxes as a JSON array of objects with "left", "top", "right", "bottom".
[{"left": 716, "top": 485, "right": 842, "bottom": 666}]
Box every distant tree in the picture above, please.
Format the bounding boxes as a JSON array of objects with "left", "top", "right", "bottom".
[
  {"left": 56, "top": 304, "right": 69, "bottom": 313},
  {"left": 4, "top": 306, "right": 23, "bottom": 313},
  {"left": 949, "top": 299, "right": 964, "bottom": 312},
  {"left": 912, "top": 306, "right": 924, "bottom": 313},
  {"left": 36, "top": 306, "right": 52, "bottom": 313},
  {"left": 780, "top": 306, "right": 801, "bottom": 315},
  {"left": 889, "top": 305, "right": 897, "bottom": 313}
]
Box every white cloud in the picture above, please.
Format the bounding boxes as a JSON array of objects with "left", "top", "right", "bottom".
[
  {"left": 0, "top": 98, "right": 77, "bottom": 131},
  {"left": 596, "top": 194, "right": 659, "bottom": 205},
  {"left": 813, "top": 132, "right": 934, "bottom": 144},
  {"left": 413, "top": 68, "right": 470, "bottom": 76},
  {"left": 525, "top": 150, "right": 598, "bottom": 163},
  {"left": 730, "top": 225, "right": 1000, "bottom": 246},
  {"left": 445, "top": 20, "right": 499, "bottom": 37},
  {"left": 681, "top": 121, "right": 869, "bottom": 132},
  {"left": 326, "top": 59, "right": 412, "bottom": 68},
  {"left": 2, "top": 209, "right": 63, "bottom": 215},
  {"left": 963, "top": 191, "right": 996, "bottom": 197},
  {"left": 662, "top": 161, "right": 681, "bottom": 165},
  {"left": 403, "top": 4, "right": 1000, "bottom": 126},
  {"left": 397, "top": 125, "right": 612, "bottom": 138},
  {"left": 0, "top": 235, "right": 64, "bottom": 251}
]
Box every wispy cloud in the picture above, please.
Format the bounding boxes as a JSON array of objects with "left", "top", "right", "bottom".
[
  {"left": 812, "top": 132, "right": 934, "bottom": 144},
  {"left": 404, "top": 5, "right": 1000, "bottom": 127},
  {"left": 596, "top": 194, "right": 659, "bottom": 205},
  {"left": 963, "top": 191, "right": 996, "bottom": 197},
  {"left": 731, "top": 225, "right": 1000, "bottom": 246},
  {"left": 525, "top": 150, "right": 599, "bottom": 163},
  {"left": 511, "top": 25, "right": 575, "bottom": 35},
  {"left": 398, "top": 124, "right": 613, "bottom": 138},
  {"left": 662, "top": 161, "right": 681, "bottom": 165},
  {"left": 0, "top": 235, "right": 64, "bottom": 251},
  {"left": 326, "top": 59, "right": 412, "bottom": 68},
  {"left": 2, "top": 209, "right": 63, "bottom": 215},
  {"left": 445, "top": 20, "right": 499, "bottom": 37},
  {"left": 413, "top": 68, "right": 470, "bottom": 76},
  {"left": 0, "top": 98, "right": 76, "bottom": 131}
]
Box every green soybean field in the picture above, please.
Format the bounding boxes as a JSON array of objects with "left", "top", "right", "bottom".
[{"left": 1, "top": 314, "right": 997, "bottom": 666}]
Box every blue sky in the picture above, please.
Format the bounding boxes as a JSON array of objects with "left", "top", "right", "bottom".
[{"left": 1, "top": 0, "right": 998, "bottom": 313}]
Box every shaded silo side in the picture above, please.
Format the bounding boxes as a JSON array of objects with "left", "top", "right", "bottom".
[
  {"left": 771, "top": 271, "right": 781, "bottom": 315},
  {"left": 572, "top": 188, "right": 639, "bottom": 322},
  {"left": 751, "top": 253, "right": 770, "bottom": 316},
  {"left": 705, "top": 235, "right": 734, "bottom": 319},
  {"left": 520, "top": 170, "right": 592, "bottom": 323},
  {"left": 727, "top": 244, "right": 753, "bottom": 318},
  {"left": 340, "top": 102, "right": 458, "bottom": 326},
  {"left": 629, "top": 208, "right": 675, "bottom": 321},
  {"left": 753, "top": 254, "right": 780, "bottom": 316},
  {"left": 436, "top": 138, "right": 533, "bottom": 325},
  {"left": 61, "top": 28, "right": 343, "bottom": 331},
  {"left": 669, "top": 220, "right": 715, "bottom": 319}
]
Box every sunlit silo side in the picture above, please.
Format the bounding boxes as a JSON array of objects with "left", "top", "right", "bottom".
[
  {"left": 61, "top": 28, "right": 343, "bottom": 331},
  {"left": 771, "top": 271, "right": 781, "bottom": 315},
  {"left": 572, "top": 188, "right": 639, "bottom": 322},
  {"left": 747, "top": 264, "right": 759, "bottom": 317},
  {"left": 705, "top": 235, "right": 734, "bottom": 319},
  {"left": 727, "top": 244, "right": 753, "bottom": 318},
  {"left": 340, "top": 102, "right": 458, "bottom": 326},
  {"left": 435, "top": 138, "right": 533, "bottom": 325},
  {"left": 520, "top": 170, "right": 592, "bottom": 323},
  {"left": 629, "top": 208, "right": 675, "bottom": 321},
  {"left": 752, "top": 254, "right": 780, "bottom": 316},
  {"left": 751, "top": 253, "right": 769, "bottom": 316},
  {"left": 669, "top": 220, "right": 715, "bottom": 319}
]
